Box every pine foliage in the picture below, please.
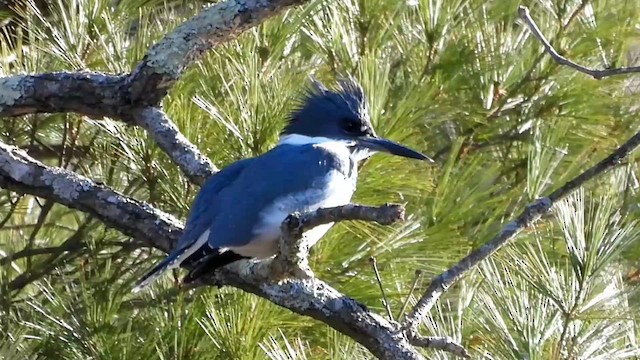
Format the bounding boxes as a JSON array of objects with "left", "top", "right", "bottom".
[{"left": 2, "top": 0, "right": 640, "bottom": 358}]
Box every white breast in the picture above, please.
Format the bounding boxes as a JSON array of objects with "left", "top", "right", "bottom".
[{"left": 227, "top": 169, "right": 355, "bottom": 258}]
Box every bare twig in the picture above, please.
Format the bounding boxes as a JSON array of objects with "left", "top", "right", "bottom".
[
  {"left": 7, "top": 221, "right": 91, "bottom": 292},
  {"left": 402, "top": 3, "right": 640, "bottom": 339},
  {"left": 286, "top": 204, "right": 405, "bottom": 232},
  {"left": 398, "top": 269, "right": 422, "bottom": 321},
  {"left": 403, "top": 129, "right": 640, "bottom": 334},
  {"left": 370, "top": 256, "right": 395, "bottom": 322},
  {"left": 0, "top": 242, "right": 86, "bottom": 265},
  {"left": 24, "top": 200, "right": 54, "bottom": 272},
  {"left": 518, "top": 6, "right": 640, "bottom": 79}
]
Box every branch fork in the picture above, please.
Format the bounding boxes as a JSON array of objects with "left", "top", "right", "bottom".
[
  {"left": 4, "top": 2, "right": 640, "bottom": 359},
  {"left": 264, "top": 203, "right": 470, "bottom": 358},
  {"left": 271, "top": 204, "right": 406, "bottom": 281}
]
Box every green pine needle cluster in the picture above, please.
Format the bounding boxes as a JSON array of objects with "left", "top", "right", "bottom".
[{"left": 2, "top": 0, "right": 640, "bottom": 358}]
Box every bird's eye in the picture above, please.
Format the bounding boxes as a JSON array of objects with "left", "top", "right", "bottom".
[{"left": 343, "top": 119, "right": 361, "bottom": 134}]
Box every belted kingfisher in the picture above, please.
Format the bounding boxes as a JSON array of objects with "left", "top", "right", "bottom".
[{"left": 133, "top": 79, "right": 432, "bottom": 292}]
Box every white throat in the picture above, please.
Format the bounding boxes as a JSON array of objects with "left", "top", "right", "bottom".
[
  {"left": 278, "top": 134, "right": 374, "bottom": 161},
  {"left": 278, "top": 134, "right": 350, "bottom": 146}
]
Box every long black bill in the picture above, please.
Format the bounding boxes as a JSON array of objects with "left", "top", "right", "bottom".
[{"left": 356, "top": 136, "right": 435, "bottom": 163}]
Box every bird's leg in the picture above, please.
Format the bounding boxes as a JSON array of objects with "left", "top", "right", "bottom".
[{"left": 270, "top": 213, "right": 315, "bottom": 282}]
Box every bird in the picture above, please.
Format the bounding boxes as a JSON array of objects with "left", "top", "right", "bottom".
[{"left": 132, "top": 78, "right": 433, "bottom": 292}]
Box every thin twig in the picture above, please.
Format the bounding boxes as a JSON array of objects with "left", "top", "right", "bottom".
[
  {"left": 24, "top": 201, "right": 53, "bottom": 272},
  {"left": 402, "top": 4, "right": 640, "bottom": 335},
  {"left": 370, "top": 256, "right": 394, "bottom": 322},
  {"left": 7, "top": 221, "right": 91, "bottom": 292},
  {"left": 398, "top": 269, "right": 422, "bottom": 321},
  {"left": 0, "top": 196, "right": 20, "bottom": 229},
  {"left": 0, "top": 240, "right": 88, "bottom": 266},
  {"left": 403, "top": 129, "right": 640, "bottom": 334},
  {"left": 518, "top": 6, "right": 640, "bottom": 79}
]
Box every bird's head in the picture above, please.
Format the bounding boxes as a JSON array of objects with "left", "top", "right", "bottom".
[{"left": 281, "top": 78, "right": 433, "bottom": 163}]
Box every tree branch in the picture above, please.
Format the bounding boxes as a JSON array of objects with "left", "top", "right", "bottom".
[
  {"left": 0, "top": 0, "right": 310, "bottom": 185},
  {"left": 518, "top": 5, "right": 640, "bottom": 79},
  {"left": 202, "top": 203, "right": 467, "bottom": 359},
  {"left": 0, "top": 72, "right": 216, "bottom": 184},
  {"left": 125, "top": 0, "right": 309, "bottom": 106},
  {"left": 0, "top": 72, "right": 125, "bottom": 118},
  {"left": 128, "top": 107, "right": 218, "bottom": 183},
  {"left": 0, "top": 140, "right": 468, "bottom": 358},
  {"left": 287, "top": 204, "right": 406, "bottom": 231},
  {"left": 403, "top": 129, "right": 640, "bottom": 335},
  {"left": 271, "top": 204, "right": 406, "bottom": 279},
  {"left": 0, "top": 143, "right": 181, "bottom": 252},
  {"left": 409, "top": 334, "right": 469, "bottom": 359},
  {"left": 211, "top": 266, "right": 429, "bottom": 360},
  {"left": 0, "top": 0, "right": 310, "bottom": 116}
]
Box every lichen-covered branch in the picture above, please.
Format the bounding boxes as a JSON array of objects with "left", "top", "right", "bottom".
[
  {"left": 0, "top": 72, "right": 125, "bottom": 118},
  {"left": 0, "top": 71, "right": 214, "bottom": 183},
  {"left": 402, "top": 130, "right": 640, "bottom": 335},
  {"left": 0, "top": 0, "right": 310, "bottom": 115},
  {"left": 518, "top": 6, "right": 640, "bottom": 79},
  {"left": 0, "top": 142, "right": 181, "bottom": 252},
  {"left": 211, "top": 266, "right": 428, "bottom": 360},
  {"left": 0, "top": 0, "right": 310, "bottom": 184},
  {"left": 125, "top": 0, "right": 309, "bottom": 106},
  {"left": 286, "top": 204, "right": 406, "bottom": 233},
  {"left": 129, "top": 107, "right": 218, "bottom": 184},
  {"left": 252, "top": 203, "right": 467, "bottom": 359},
  {"left": 409, "top": 334, "right": 469, "bottom": 359},
  {"left": 0, "top": 142, "right": 468, "bottom": 359}
]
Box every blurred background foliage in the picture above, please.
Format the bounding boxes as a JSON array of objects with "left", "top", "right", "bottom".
[{"left": 1, "top": 0, "right": 640, "bottom": 358}]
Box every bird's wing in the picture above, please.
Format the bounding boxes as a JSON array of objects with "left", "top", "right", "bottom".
[
  {"left": 204, "top": 143, "right": 354, "bottom": 250},
  {"left": 132, "top": 157, "right": 255, "bottom": 292},
  {"left": 133, "top": 143, "right": 353, "bottom": 292},
  {"left": 177, "top": 157, "right": 253, "bottom": 251}
]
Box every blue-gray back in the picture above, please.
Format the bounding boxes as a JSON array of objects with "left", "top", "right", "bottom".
[{"left": 177, "top": 143, "right": 354, "bottom": 250}]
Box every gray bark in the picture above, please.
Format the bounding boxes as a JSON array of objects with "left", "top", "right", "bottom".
[{"left": 5, "top": 3, "right": 638, "bottom": 359}]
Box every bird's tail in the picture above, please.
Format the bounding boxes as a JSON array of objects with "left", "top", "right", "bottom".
[
  {"left": 132, "top": 248, "right": 186, "bottom": 293},
  {"left": 182, "top": 250, "right": 248, "bottom": 284}
]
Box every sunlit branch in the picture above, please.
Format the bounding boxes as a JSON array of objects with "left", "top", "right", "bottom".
[
  {"left": 403, "top": 110, "right": 640, "bottom": 336},
  {"left": 518, "top": 5, "right": 640, "bottom": 79},
  {"left": 0, "top": 0, "right": 309, "bottom": 184}
]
